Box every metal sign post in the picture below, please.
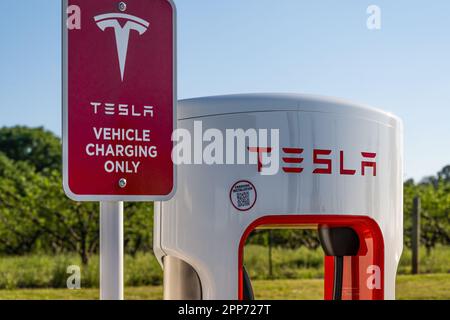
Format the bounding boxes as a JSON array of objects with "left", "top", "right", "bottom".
[
  {"left": 63, "top": 0, "right": 176, "bottom": 300},
  {"left": 100, "top": 202, "right": 124, "bottom": 300}
]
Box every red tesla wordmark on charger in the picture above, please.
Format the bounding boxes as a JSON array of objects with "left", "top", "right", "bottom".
[
  {"left": 313, "top": 149, "right": 332, "bottom": 174},
  {"left": 361, "top": 152, "right": 377, "bottom": 176},
  {"left": 248, "top": 147, "right": 377, "bottom": 176},
  {"left": 282, "top": 148, "right": 304, "bottom": 173},
  {"left": 247, "top": 147, "right": 272, "bottom": 172}
]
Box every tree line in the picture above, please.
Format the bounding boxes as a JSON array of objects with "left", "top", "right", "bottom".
[
  {"left": 0, "top": 126, "right": 448, "bottom": 264},
  {"left": 0, "top": 127, "right": 152, "bottom": 264}
]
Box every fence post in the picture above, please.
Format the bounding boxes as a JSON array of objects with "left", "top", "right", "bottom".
[
  {"left": 268, "top": 230, "right": 273, "bottom": 278},
  {"left": 412, "top": 196, "right": 421, "bottom": 274}
]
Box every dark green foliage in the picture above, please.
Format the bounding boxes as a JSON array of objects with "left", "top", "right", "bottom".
[
  {"left": 124, "top": 202, "right": 153, "bottom": 256},
  {"left": 0, "top": 126, "right": 61, "bottom": 172},
  {"left": 0, "top": 127, "right": 153, "bottom": 264},
  {"left": 0, "top": 153, "right": 42, "bottom": 254},
  {"left": 404, "top": 168, "right": 450, "bottom": 252},
  {"left": 248, "top": 229, "right": 320, "bottom": 250}
]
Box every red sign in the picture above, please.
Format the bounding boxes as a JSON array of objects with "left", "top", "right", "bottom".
[{"left": 63, "top": 0, "right": 176, "bottom": 201}]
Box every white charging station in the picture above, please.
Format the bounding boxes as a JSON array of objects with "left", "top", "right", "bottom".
[{"left": 154, "top": 93, "right": 403, "bottom": 300}]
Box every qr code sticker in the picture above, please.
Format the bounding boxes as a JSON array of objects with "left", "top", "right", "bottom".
[
  {"left": 237, "top": 191, "right": 250, "bottom": 208},
  {"left": 231, "top": 181, "right": 256, "bottom": 211}
]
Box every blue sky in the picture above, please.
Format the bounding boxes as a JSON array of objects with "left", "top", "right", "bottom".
[{"left": 0, "top": 0, "right": 449, "bottom": 181}]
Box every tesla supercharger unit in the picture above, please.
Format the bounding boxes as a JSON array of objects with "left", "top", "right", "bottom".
[{"left": 154, "top": 94, "right": 403, "bottom": 300}]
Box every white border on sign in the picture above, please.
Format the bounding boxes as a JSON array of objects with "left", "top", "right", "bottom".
[{"left": 62, "top": 0, "right": 177, "bottom": 202}]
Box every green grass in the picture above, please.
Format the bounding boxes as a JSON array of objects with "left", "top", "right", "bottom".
[
  {"left": 0, "top": 286, "right": 163, "bottom": 300},
  {"left": 397, "top": 246, "right": 450, "bottom": 274},
  {"left": 244, "top": 244, "right": 450, "bottom": 280},
  {"left": 0, "top": 245, "right": 447, "bottom": 289},
  {"left": 244, "top": 245, "right": 324, "bottom": 280},
  {"left": 253, "top": 274, "right": 450, "bottom": 300},
  {"left": 0, "top": 274, "right": 447, "bottom": 300},
  {"left": 0, "top": 253, "right": 163, "bottom": 289}
]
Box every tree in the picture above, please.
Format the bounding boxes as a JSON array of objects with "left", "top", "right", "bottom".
[
  {"left": 0, "top": 126, "right": 155, "bottom": 263},
  {"left": 32, "top": 170, "right": 100, "bottom": 265},
  {"left": 26, "top": 173, "right": 154, "bottom": 263},
  {"left": 404, "top": 167, "right": 450, "bottom": 253},
  {"left": 418, "top": 181, "right": 450, "bottom": 254},
  {"left": 0, "top": 153, "right": 43, "bottom": 254},
  {"left": 0, "top": 155, "right": 99, "bottom": 264},
  {"left": 438, "top": 165, "right": 450, "bottom": 183},
  {"left": 0, "top": 126, "right": 61, "bottom": 172},
  {"left": 248, "top": 229, "right": 320, "bottom": 250},
  {"left": 124, "top": 202, "right": 154, "bottom": 255}
]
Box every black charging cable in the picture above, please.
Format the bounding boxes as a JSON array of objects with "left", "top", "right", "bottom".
[
  {"left": 333, "top": 256, "right": 344, "bottom": 300},
  {"left": 319, "top": 227, "right": 360, "bottom": 300},
  {"left": 242, "top": 265, "right": 255, "bottom": 300}
]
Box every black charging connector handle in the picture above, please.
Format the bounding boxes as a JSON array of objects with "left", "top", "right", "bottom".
[{"left": 318, "top": 227, "right": 360, "bottom": 301}]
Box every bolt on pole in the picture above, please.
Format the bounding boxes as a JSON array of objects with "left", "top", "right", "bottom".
[{"left": 100, "top": 201, "right": 124, "bottom": 300}]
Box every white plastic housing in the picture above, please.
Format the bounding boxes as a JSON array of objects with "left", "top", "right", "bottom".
[{"left": 154, "top": 93, "right": 403, "bottom": 300}]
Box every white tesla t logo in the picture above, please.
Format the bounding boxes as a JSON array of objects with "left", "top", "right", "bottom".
[{"left": 94, "top": 13, "right": 150, "bottom": 81}]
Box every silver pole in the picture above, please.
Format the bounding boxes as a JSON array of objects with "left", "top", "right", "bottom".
[{"left": 100, "top": 201, "right": 124, "bottom": 300}]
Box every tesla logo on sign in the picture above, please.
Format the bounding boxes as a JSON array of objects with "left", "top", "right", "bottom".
[{"left": 94, "top": 13, "right": 150, "bottom": 81}]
